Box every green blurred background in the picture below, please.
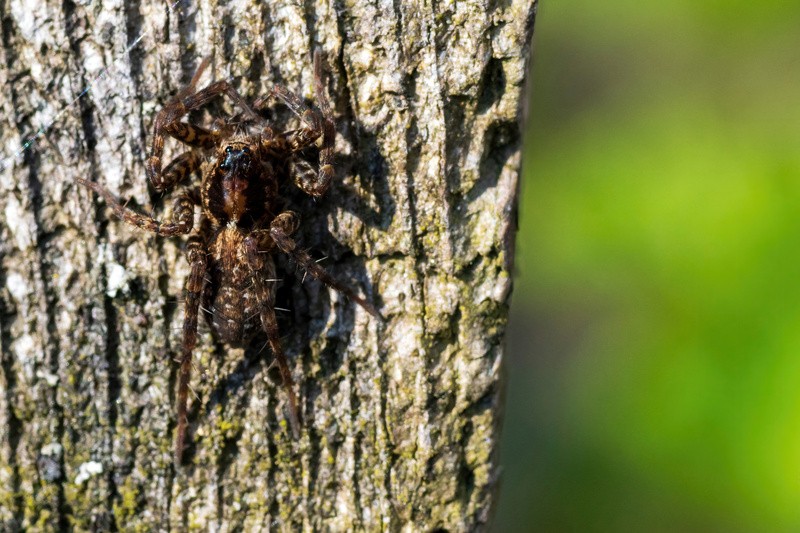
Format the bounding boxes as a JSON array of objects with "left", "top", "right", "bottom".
[{"left": 497, "top": 1, "right": 800, "bottom": 531}]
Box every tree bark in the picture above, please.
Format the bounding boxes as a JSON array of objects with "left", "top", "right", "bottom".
[{"left": 0, "top": 0, "right": 535, "bottom": 530}]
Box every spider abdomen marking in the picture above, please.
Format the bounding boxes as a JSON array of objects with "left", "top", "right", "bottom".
[{"left": 208, "top": 284, "right": 262, "bottom": 344}]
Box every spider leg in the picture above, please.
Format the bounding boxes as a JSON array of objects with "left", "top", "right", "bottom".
[
  {"left": 259, "top": 127, "right": 292, "bottom": 159},
  {"left": 312, "top": 50, "right": 334, "bottom": 117},
  {"left": 243, "top": 242, "right": 301, "bottom": 438},
  {"left": 152, "top": 149, "right": 203, "bottom": 193},
  {"left": 269, "top": 211, "right": 381, "bottom": 319},
  {"left": 76, "top": 178, "right": 197, "bottom": 236},
  {"left": 243, "top": 230, "right": 275, "bottom": 268},
  {"left": 146, "top": 57, "right": 259, "bottom": 188},
  {"left": 287, "top": 156, "right": 321, "bottom": 199},
  {"left": 260, "top": 295, "right": 301, "bottom": 439},
  {"left": 272, "top": 52, "right": 335, "bottom": 198},
  {"left": 175, "top": 239, "right": 207, "bottom": 467}
]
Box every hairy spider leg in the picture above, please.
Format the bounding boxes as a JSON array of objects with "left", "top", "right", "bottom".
[
  {"left": 146, "top": 56, "right": 211, "bottom": 188},
  {"left": 241, "top": 234, "right": 301, "bottom": 437},
  {"left": 154, "top": 150, "right": 204, "bottom": 193},
  {"left": 175, "top": 238, "right": 208, "bottom": 466},
  {"left": 75, "top": 178, "right": 198, "bottom": 237},
  {"left": 270, "top": 211, "right": 381, "bottom": 319},
  {"left": 147, "top": 58, "right": 261, "bottom": 190},
  {"left": 271, "top": 52, "right": 336, "bottom": 198},
  {"left": 312, "top": 50, "right": 334, "bottom": 117},
  {"left": 254, "top": 278, "right": 301, "bottom": 439}
]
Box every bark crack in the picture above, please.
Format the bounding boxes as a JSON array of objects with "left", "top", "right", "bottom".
[
  {"left": 3, "top": 0, "right": 72, "bottom": 520},
  {"left": 348, "top": 355, "right": 364, "bottom": 527},
  {"left": 0, "top": 269, "right": 24, "bottom": 528},
  {"left": 27, "top": 130, "right": 70, "bottom": 532},
  {"left": 63, "top": 0, "right": 121, "bottom": 527},
  {"left": 177, "top": 0, "right": 197, "bottom": 83},
  {"left": 102, "top": 272, "right": 121, "bottom": 528},
  {"left": 0, "top": 6, "right": 25, "bottom": 527}
]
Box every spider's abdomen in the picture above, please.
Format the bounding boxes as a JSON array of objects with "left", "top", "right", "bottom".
[{"left": 206, "top": 226, "right": 273, "bottom": 345}]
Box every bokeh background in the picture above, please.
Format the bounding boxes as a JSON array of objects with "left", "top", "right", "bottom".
[{"left": 497, "top": 0, "right": 800, "bottom": 531}]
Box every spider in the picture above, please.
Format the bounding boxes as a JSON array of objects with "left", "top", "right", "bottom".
[{"left": 77, "top": 51, "right": 380, "bottom": 467}]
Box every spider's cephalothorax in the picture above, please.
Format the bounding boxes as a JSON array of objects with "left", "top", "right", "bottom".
[
  {"left": 77, "top": 52, "right": 380, "bottom": 466},
  {"left": 206, "top": 142, "right": 275, "bottom": 227}
]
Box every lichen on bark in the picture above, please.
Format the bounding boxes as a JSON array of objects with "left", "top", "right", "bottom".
[{"left": 0, "top": 0, "right": 536, "bottom": 530}]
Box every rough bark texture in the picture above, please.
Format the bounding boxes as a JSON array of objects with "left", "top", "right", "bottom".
[{"left": 0, "top": 0, "right": 535, "bottom": 530}]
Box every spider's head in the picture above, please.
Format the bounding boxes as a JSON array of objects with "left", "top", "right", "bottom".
[{"left": 219, "top": 144, "right": 254, "bottom": 174}]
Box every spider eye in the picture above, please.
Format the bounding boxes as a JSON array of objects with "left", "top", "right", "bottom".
[
  {"left": 242, "top": 147, "right": 251, "bottom": 154},
  {"left": 225, "top": 146, "right": 232, "bottom": 154}
]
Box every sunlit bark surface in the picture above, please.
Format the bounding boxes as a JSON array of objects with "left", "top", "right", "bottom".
[{"left": 0, "top": 0, "right": 535, "bottom": 529}]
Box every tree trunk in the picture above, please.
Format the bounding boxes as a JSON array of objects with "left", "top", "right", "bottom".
[{"left": 0, "top": 0, "right": 535, "bottom": 530}]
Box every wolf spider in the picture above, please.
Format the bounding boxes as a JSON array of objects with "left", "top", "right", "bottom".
[{"left": 77, "top": 51, "right": 379, "bottom": 466}]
